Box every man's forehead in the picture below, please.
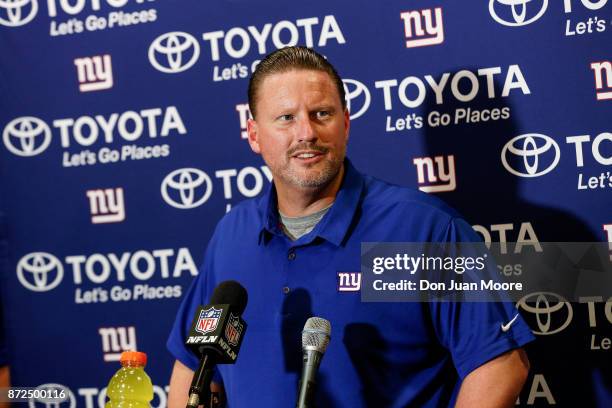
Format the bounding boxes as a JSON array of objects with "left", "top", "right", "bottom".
[
  {"left": 258, "top": 69, "right": 340, "bottom": 104},
  {"left": 262, "top": 68, "right": 332, "bottom": 85}
]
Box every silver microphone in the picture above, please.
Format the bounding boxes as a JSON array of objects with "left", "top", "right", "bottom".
[{"left": 296, "top": 317, "right": 331, "bottom": 408}]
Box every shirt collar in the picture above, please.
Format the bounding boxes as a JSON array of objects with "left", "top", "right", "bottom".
[{"left": 257, "top": 158, "right": 365, "bottom": 247}]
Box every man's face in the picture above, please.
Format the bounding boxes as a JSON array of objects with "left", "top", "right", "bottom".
[{"left": 247, "top": 69, "right": 349, "bottom": 191}]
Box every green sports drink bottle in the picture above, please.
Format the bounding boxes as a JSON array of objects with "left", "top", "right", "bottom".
[{"left": 105, "top": 351, "right": 154, "bottom": 408}]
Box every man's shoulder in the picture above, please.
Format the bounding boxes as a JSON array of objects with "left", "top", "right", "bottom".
[{"left": 360, "top": 174, "right": 461, "bottom": 221}]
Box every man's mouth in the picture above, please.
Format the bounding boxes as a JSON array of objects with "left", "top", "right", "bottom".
[
  {"left": 290, "top": 150, "right": 328, "bottom": 164},
  {"left": 293, "top": 151, "right": 322, "bottom": 159}
]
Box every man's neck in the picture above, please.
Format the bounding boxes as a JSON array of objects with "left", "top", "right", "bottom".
[{"left": 276, "top": 165, "right": 344, "bottom": 218}]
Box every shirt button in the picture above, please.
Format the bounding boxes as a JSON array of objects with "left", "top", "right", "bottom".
[
  {"left": 288, "top": 251, "right": 296, "bottom": 260},
  {"left": 282, "top": 286, "right": 291, "bottom": 294}
]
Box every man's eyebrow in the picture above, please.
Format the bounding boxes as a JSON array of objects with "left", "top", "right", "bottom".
[
  {"left": 310, "top": 105, "right": 337, "bottom": 114},
  {"left": 263, "top": 105, "right": 294, "bottom": 118},
  {"left": 311, "top": 105, "right": 337, "bottom": 112}
]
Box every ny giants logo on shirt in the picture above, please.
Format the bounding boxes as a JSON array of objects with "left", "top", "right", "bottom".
[{"left": 338, "top": 272, "right": 361, "bottom": 292}]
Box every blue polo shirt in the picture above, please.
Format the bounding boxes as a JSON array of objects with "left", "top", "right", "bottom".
[{"left": 167, "top": 159, "right": 534, "bottom": 407}]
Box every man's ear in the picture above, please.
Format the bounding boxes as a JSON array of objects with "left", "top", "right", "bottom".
[
  {"left": 343, "top": 108, "right": 350, "bottom": 142},
  {"left": 247, "top": 118, "right": 261, "bottom": 154}
]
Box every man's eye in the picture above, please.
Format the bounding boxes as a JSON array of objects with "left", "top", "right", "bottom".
[
  {"left": 278, "top": 114, "right": 294, "bottom": 121},
  {"left": 316, "top": 111, "right": 330, "bottom": 119}
]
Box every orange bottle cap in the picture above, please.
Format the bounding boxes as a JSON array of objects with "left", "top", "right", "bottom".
[{"left": 119, "top": 351, "right": 147, "bottom": 367}]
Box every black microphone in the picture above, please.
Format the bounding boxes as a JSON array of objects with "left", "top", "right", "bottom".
[
  {"left": 296, "top": 317, "right": 331, "bottom": 408},
  {"left": 185, "top": 280, "right": 248, "bottom": 408}
]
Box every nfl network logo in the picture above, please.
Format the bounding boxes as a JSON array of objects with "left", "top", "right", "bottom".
[
  {"left": 196, "top": 307, "right": 222, "bottom": 334},
  {"left": 99, "top": 326, "right": 137, "bottom": 362},
  {"left": 338, "top": 272, "right": 361, "bottom": 292},
  {"left": 225, "top": 313, "right": 244, "bottom": 346},
  {"left": 590, "top": 61, "right": 612, "bottom": 101},
  {"left": 86, "top": 187, "right": 125, "bottom": 224},
  {"left": 400, "top": 7, "right": 444, "bottom": 48},
  {"left": 74, "top": 54, "right": 113, "bottom": 92},
  {"left": 413, "top": 155, "right": 457, "bottom": 193}
]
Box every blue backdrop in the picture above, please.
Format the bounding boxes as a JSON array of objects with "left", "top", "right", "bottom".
[{"left": 1, "top": 1, "right": 610, "bottom": 406}]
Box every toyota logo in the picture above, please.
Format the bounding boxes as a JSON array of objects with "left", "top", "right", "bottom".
[
  {"left": 0, "top": 0, "right": 37, "bottom": 27},
  {"left": 501, "top": 133, "right": 560, "bottom": 177},
  {"left": 489, "top": 0, "right": 548, "bottom": 27},
  {"left": 343, "top": 79, "right": 371, "bottom": 120},
  {"left": 17, "top": 252, "right": 64, "bottom": 292},
  {"left": 148, "top": 32, "right": 200, "bottom": 74},
  {"left": 161, "top": 168, "right": 213, "bottom": 209},
  {"left": 3, "top": 116, "right": 52, "bottom": 157},
  {"left": 29, "top": 384, "right": 75, "bottom": 408},
  {"left": 516, "top": 292, "right": 573, "bottom": 335}
]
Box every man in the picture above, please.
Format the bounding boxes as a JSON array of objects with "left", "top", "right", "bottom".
[{"left": 167, "top": 47, "right": 533, "bottom": 407}]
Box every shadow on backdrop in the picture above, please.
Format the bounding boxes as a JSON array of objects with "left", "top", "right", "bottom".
[{"left": 420, "top": 70, "right": 606, "bottom": 407}]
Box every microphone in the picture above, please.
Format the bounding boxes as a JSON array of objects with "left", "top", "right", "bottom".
[
  {"left": 185, "top": 280, "right": 248, "bottom": 408},
  {"left": 296, "top": 317, "right": 331, "bottom": 408}
]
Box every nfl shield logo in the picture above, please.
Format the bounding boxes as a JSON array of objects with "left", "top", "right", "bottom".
[
  {"left": 225, "top": 313, "right": 243, "bottom": 346},
  {"left": 196, "top": 307, "right": 222, "bottom": 334}
]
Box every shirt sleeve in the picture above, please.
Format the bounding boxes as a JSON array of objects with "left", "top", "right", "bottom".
[{"left": 428, "top": 217, "right": 535, "bottom": 379}]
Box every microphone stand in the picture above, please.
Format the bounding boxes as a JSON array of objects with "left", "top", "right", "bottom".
[{"left": 186, "top": 354, "right": 215, "bottom": 408}]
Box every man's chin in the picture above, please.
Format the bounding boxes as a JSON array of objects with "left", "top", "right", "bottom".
[{"left": 285, "top": 166, "right": 341, "bottom": 189}]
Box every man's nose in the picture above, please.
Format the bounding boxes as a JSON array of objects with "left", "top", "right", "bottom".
[{"left": 295, "top": 116, "right": 316, "bottom": 143}]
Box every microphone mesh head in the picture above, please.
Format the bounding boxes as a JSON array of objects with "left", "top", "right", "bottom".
[
  {"left": 302, "top": 317, "right": 331, "bottom": 354},
  {"left": 209, "top": 280, "right": 248, "bottom": 315}
]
